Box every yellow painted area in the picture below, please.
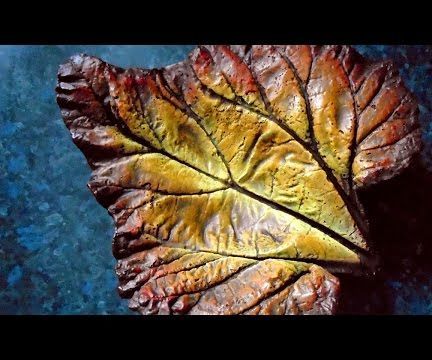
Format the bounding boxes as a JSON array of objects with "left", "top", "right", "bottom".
[
  {"left": 199, "top": 72, "right": 236, "bottom": 100},
  {"left": 183, "top": 83, "right": 365, "bottom": 249},
  {"left": 146, "top": 97, "right": 229, "bottom": 180},
  {"left": 110, "top": 77, "right": 162, "bottom": 149},
  {"left": 125, "top": 188, "right": 360, "bottom": 264},
  {"left": 104, "top": 126, "right": 148, "bottom": 153},
  {"left": 94, "top": 153, "right": 227, "bottom": 194},
  {"left": 110, "top": 73, "right": 229, "bottom": 181}
]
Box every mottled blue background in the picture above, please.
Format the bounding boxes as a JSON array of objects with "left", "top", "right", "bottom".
[{"left": 0, "top": 45, "right": 431, "bottom": 314}]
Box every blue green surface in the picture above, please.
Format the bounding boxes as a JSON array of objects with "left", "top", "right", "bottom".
[{"left": 0, "top": 45, "right": 431, "bottom": 314}]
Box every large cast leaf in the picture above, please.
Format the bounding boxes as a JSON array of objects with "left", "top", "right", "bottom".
[{"left": 56, "top": 45, "right": 420, "bottom": 315}]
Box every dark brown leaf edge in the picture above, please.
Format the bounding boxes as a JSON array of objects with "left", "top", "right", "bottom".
[{"left": 55, "top": 45, "right": 421, "bottom": 315}]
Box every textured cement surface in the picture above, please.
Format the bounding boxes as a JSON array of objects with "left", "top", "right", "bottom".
[{"left": 0, "top": 45, "right": 431, "bottom": 314}]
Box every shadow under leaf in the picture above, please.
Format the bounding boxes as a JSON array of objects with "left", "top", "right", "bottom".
[{"left": 338, "top": 158, "right": 432, "bottom": 314}]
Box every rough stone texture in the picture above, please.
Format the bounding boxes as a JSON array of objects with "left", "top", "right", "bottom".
[{"left": 1, "top": 45, "right": 431, "bottom": 314}]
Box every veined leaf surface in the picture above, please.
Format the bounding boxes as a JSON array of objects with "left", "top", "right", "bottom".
[{"left": 56, "top": 45, "right": 420, "bottom": 315}]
